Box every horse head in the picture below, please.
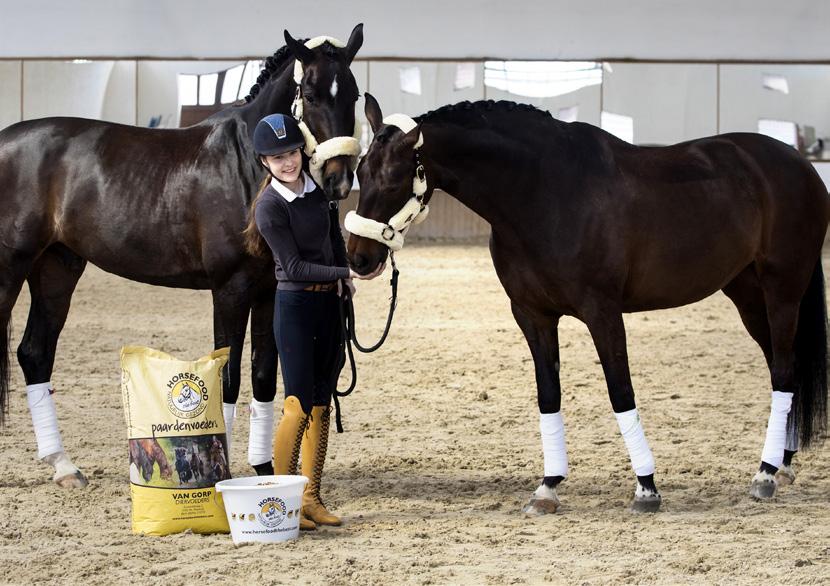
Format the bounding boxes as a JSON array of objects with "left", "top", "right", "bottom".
[
  {"left": 282, "top": 24, "right": 363, "bottom": 201},
  {"left": 347, "top": 93, "right": 428, "bottom": 275}
]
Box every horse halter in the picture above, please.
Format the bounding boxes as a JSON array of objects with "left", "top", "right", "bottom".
[
  {"left": 343, "top": 114, "right": 430, "bottom": 251},
  {"left": 291, "top": 36, "right": 362, "bottom": 187}
]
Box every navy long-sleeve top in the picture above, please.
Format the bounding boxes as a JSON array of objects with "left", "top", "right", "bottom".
[{"left": 254, "top": 174, "right": 350, "bottom": 291}]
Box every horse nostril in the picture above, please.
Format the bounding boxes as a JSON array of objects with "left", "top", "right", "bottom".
[
  {"left": 324, "top": 174, "right": 337, "bottom": 195},
  {"left": 351, "top": 254, "right": 367, "bottom": 270}
]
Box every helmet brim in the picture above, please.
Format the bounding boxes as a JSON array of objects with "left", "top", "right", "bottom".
[{"left": 257, "top": 140, "right": 305, "bottom": 156}]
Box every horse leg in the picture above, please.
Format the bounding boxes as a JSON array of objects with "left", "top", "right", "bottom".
[
  {"left": 511, "top": 302, "right": 567, "bottom": 516},
  {"left": 747, "top": 261, "right": 822, "bottom": 499},
  {"left": 584, "top": 305, "right": 660, "bottom": 513},
  {"left": 212, "top": 281, "right": 252, "bottom": 468},
  {"left": 249, "top": 286, "right": 278, "bottom": 475},
  {"left": 0, "top": 252, "right": 35, "bottom": 427},
  {"left": 17, "top": 245, "right": 88, "bottom": 488},
  {"left": 722, "top": 267, "right": 798, "bottom": 487}
]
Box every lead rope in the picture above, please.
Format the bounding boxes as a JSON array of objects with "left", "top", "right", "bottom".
[{"left": 332, "top": 253, "right": 399, "bottom": 432}]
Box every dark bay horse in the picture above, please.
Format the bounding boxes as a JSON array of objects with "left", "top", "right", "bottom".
[
  {"left": 0, "top": 25, "right": 364, "bottom": 487},
  {"left": 347, "top": 94, "right": 829, "bottom": 513}
]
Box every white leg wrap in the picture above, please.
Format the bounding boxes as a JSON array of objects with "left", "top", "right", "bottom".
[
  {"left": 247, "top": 399, "right": 274, "bottom": 467},
  {"left": 222, "top": 402, "right": 236, "bottom": 463},
  {"left": 540, "top": 411, "right": 568, "bottom": 477},
  {"left": 615, "top": 408, "right": 655, "bottom": 476},
  {"left": 27, "top": 382, "right": 64, "bottom": 459},
  {"left": 761, "top": 391, "right": 793, "bottom": 468}
]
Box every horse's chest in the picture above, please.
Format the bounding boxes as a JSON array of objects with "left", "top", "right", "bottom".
[{"left": 489, "top": 239, "right": 572, "bottom": 314}]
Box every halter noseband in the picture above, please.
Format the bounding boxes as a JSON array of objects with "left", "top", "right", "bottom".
[
  {"left": 291, "top": 36, "right": 362, "bottom": 186},
  {"left": 343, "top": 114, "right": 429, "bottom": 251}
]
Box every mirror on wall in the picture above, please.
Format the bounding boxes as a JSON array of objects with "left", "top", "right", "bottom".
[
  {"left": 1, "top": 59, "right": 829, "bottom": 164},
  {"left": 600, "top": 63, "right": 717, "bottom": 146},
  {"left": 719, "top": 64, "right": 830, "bottom": 160}
]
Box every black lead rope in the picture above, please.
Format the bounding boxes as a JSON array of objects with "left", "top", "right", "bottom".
[{"left": 332, "top": 254, "right": 399, "bottom": 432}]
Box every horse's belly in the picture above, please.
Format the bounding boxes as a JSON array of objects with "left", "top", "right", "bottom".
[{"left": 622, "top": 247, "right": 752, "bottom": 312}]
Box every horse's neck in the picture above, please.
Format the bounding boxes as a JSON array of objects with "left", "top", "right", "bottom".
[
  {"left": 422, "top": 125, "right": 522, "bottom": 228},
  {"left": 235, "top": 66, "right": 296, "bottom": 132}
]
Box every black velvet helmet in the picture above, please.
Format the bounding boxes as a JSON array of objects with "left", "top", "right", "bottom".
[{"left": 253, "top": 113, "right": 305, "bottom": 156}]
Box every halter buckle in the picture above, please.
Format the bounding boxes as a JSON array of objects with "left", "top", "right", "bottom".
[
  {"left": 381, "top": 225, "right": 397, "bottom": 241},
  {"left": 415, "top": 164, "right": 426, "bottom": 183}
]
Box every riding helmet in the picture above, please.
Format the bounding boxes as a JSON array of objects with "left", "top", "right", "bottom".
[{"left": 253, "top": 113, "right": 305, "bottom": 156}]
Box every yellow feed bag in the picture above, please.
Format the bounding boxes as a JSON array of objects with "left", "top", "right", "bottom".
[{"left": 120, "top": 346, "right": 231, "bottom": 536}]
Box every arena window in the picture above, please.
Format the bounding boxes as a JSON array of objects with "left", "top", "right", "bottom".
[{"left": 483, "top": 61, "right": 602, "bottom": 98}]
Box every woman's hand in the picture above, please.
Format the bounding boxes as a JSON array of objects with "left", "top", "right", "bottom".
[
  {"left": 350, "top": 261, "right": 386, "bottom": 280},
  {"left": 337, "top": 278, "right": 357, "bottom": 298}
]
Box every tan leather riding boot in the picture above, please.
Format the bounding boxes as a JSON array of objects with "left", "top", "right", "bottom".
[
  {"left": 301, "top": 405, "right": 342, "bottom": 526},
  {"left": 272, "top": 396, "right": 315, "bottom": 530}
]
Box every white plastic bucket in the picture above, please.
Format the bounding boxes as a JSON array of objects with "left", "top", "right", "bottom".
[{"left": 216, "top": 475, "right": 308, "bottom": 544}]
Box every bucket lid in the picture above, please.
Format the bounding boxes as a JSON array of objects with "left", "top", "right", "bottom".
[{"left": 215, "top": 474, "right": 308, "bottom": 493}]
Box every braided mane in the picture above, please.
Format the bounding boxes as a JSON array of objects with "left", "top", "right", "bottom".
[
  {"left": 415, "top": 100, "right": 554, "bottom": 124},
  {"left": 244, "top": 40, "right": 347, "bottom": 103},
  {"left": 244, "top": 42, "right": 305, "bottom": 102}
]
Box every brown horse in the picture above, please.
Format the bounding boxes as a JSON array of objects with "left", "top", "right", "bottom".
[
  {"left": 0, "top": 25, "right": 364, "bottom": 487},
  {"left": 347, "top": 94, "right": 828, "bottom": 513},
  {"left": 130, "top": 438, "right": 173, "bottom": 483}
]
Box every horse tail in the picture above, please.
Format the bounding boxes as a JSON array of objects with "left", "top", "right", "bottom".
[
  {"left": 791, "top": 259, "right": 828, "bottom": 448},
  {"left": 0, "top": 315, "right": 10, "bottom": 427}
]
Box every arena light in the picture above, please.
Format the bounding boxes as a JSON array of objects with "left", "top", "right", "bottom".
[{"left": 484, "top": 61, "right": 602, "bottom": 98}]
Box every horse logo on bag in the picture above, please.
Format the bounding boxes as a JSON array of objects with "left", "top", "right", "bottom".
[{"left": 166, "top": 376, "right": 209, "bottom": 419}]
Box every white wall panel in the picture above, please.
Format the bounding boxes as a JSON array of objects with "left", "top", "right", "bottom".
[
  {"left": 23, "top": 61, "right": 113, "bottom": 120},
  {"left": 0, "top": 61, "right": 21, "bottom": 130},
  {"left": 101, "top": 60, "right": 136, "bottom": 125}
]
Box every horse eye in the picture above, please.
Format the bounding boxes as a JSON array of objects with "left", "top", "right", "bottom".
[{"left": 304, "top": 93, "right": 315, "bottom": 105}]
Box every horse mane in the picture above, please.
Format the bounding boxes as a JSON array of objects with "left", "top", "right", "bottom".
[
  {"left": 243, "top": 41, "right": 307, "bottom": 103},
  {"left": 414, "top": 100, "right": 554, "bottom": 126},
  {"left": 244, "top": 40, "right": 344, "bottom": 103}
]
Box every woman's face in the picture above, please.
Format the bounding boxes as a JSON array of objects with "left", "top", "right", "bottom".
[{"left": 263, "top": 148, "right": 302, "bottom": 183}]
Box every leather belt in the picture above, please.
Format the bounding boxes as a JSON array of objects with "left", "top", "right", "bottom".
[{"left": 303, "top": 282, "right": 337, "bottom": 292}]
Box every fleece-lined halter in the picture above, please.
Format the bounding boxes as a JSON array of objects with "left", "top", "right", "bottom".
[
  {"left": 343, "top": 114, "right": 430, "bottom": 251},
  {"left": 290, "top": 36, "right": 362, "bottom": 186}
]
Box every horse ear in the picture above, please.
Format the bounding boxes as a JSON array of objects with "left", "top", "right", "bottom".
[
  {"left": 284, "top": 29, "right": 314, "bottom": 65},
  {"left": 345, "top": 23, "right": 364, "bottom": 64},
  {"left": 364, "top": 92, "right": 384, "bottom": 134},
  {"left": 402, "top": 124, "right": 422, "bottom": 149}
]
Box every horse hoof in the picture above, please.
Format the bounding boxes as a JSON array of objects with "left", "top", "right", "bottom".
[
  {"left": 749, "top": 472, "right": 777, "bottom": 500},
  {"left": 55, "top": 471, "right": 89, "bottom": 488},
  {"left": 522, "top": 497, "right": 560, "bottom": 517},
  {"left": 630, "top": 494, "right": 661, "bottom": 513},
  {"left": 774, "top": 465, "right": 795, "bottom": 487},
  {"left": 522, "top": 484, "right": 560, "bottom": 517}
]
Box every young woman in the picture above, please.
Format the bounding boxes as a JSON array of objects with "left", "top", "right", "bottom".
[{"left": 243, "top": 113, "right": 383, "bottom": 531}]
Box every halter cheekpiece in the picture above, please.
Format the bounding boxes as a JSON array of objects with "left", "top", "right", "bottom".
[
  {"left": 291, "top": 36, "right": 362, "bottom": 186},
  {"left": 344, "top": 114, "right": 430, "bottom": 251}
]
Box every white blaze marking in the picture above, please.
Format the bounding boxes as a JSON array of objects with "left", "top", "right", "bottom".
[{"left": 330, "top": 75, "right": 338, "bottom": 98}]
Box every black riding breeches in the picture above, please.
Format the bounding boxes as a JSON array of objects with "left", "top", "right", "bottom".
[{"left": 274, "top": 289, "right": 344, "bottom": 414}]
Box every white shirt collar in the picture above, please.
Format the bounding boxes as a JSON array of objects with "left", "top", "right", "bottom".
[{"left": 271, "top": 172, "right": 316, "bottom": 203}]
